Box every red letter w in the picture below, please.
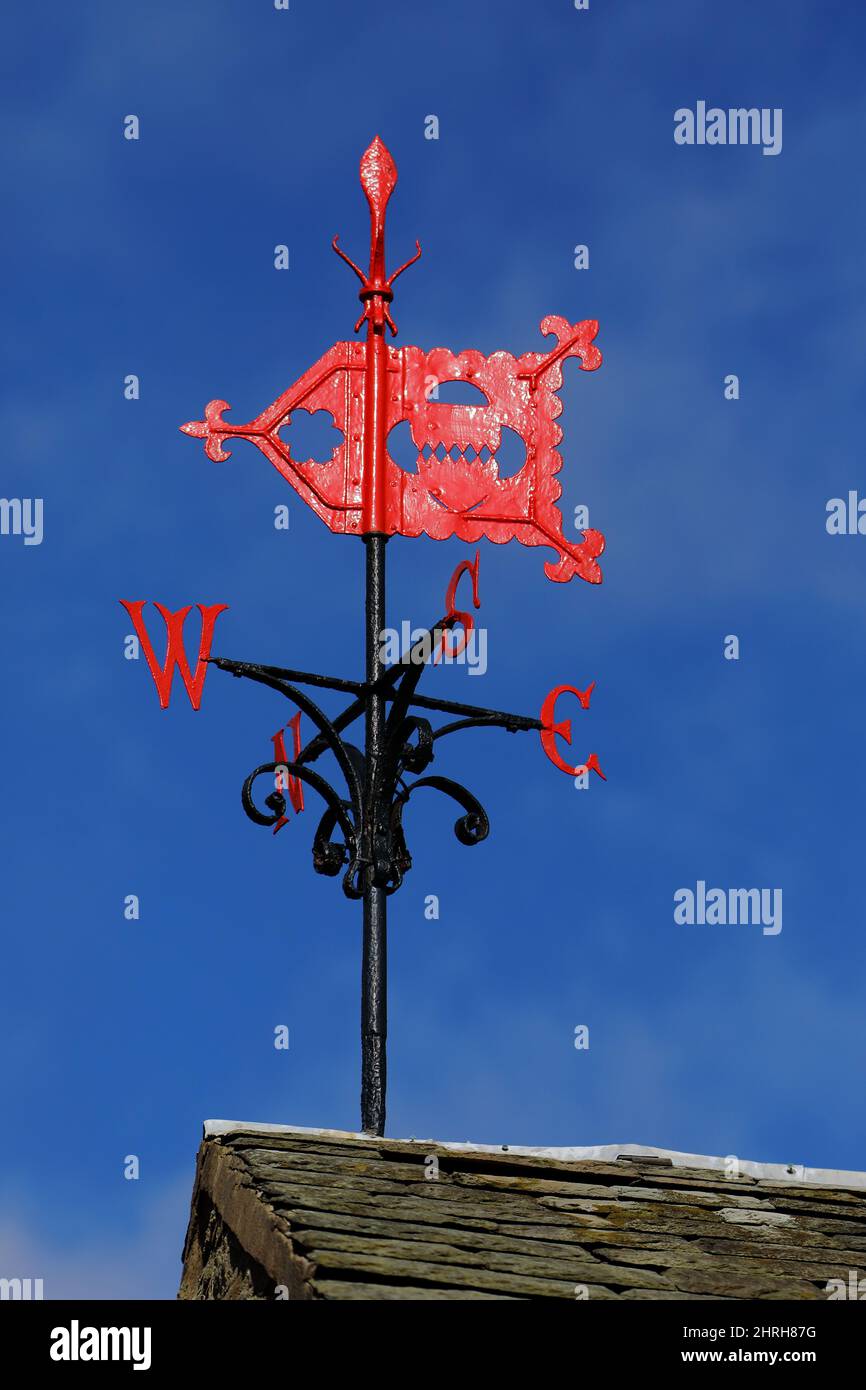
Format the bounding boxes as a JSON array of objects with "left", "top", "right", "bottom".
[{"left": 120, "top": 600, "right": 228, "bottom": 710}]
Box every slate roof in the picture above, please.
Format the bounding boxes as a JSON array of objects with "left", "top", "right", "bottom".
[{"left": 179, "top": 1123, "right": 866, "bottom": 1300}]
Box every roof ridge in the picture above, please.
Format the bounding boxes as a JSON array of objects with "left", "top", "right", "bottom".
[{"left": 202, "top": 1121, "right": 866, "bottom": 1191}]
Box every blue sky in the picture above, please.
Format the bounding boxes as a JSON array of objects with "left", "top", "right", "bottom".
[{"left": 2, "top": 0, "right": 865, "bottom": 1298}]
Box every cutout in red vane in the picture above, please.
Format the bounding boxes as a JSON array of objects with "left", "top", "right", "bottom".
[{"left": 120, "top": 600, "right": 228, "bottom": 710}]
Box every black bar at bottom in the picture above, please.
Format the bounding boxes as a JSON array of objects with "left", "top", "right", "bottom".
[{"left": 4, "top": 1297, "right": 859, "bottom": 1370}]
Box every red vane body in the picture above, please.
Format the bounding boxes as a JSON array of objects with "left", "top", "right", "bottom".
[
  {"left": 120, "top": 600, "right": 228, "bottom": 710},
  {"left": 181, "top": 139, "right": 605, "bottom": 584}
]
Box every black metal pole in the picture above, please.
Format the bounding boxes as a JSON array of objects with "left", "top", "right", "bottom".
[{"left": 361, "top": 534, "right": 387, "bottom": 1135}]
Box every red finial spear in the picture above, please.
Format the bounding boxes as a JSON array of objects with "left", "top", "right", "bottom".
[
  {"left": 360, "top": 135, "right": 396, "bottom": 288},
  {"left": 332, "top": 136, "right": 421, "bottom": 335}
]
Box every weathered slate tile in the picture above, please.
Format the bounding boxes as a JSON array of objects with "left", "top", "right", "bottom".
[
  {"left": 755, "top": 1195, "right": 866, "bottom": 1222},
  {"left": 581, "top": 1229, "right": 694, "bottom": 1253},
  {"left": 667, "top": 1265, "right": 822, "bottom": 1299},
  {"left": 281, "top": 1205, "right": 598, "bottom": 1262},
  {"left": 606, "top": 1184, "right": 775, "bottom": 1212},
  {"left": 268, "top": 1186, "right": 563, "bottom": 1230},
  {"left": 303, "top": 1247, "right": 595, "bottom": 1298},
  {"left": 293, "top": 1226, "right": 673, "bottom": 1290},
  {"left": 616, "top": 1172, "right": 758, "bottom": 1197},
  {"left": 754, "top": 1181, "right": 866, "bottom": 1205},
  {"left": 252, "top": 1170, "right": 563, "bottom": 1223},
  {"left": 311, "top": 1280, "right": 522, "bottom": 1300},
  {"left": 258, "top": 1174, "right": 574, "bottom": 1226},
  {"left": 696, "top": 1235, "right": 866, "bottom": 1263},
  {"left": 600, "top": 1244, "right": 856, "bottom": 1284},
  {"left": 618, "top": 1288, "right": 738, "bottom": 1301}
]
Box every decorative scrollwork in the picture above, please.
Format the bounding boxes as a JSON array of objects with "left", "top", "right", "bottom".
[
  {"left": 312, "top": 804, "right": 351, "bottom": 878},
  {"left": 393, "top": 775, "right": 490, "bottom": 849},
  {"left": 222, "top": 625, "right": 543, "bottom": 900},
  {"left": 242, "top": 760, "right": 357, "bottom": 844},
  {"left": 237, "top": 704, "right": 496, "bottom": 899}
]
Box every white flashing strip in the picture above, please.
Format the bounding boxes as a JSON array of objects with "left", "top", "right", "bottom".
[{"left": 203, "top": 1120, "right": 866, "bottom": 1190}]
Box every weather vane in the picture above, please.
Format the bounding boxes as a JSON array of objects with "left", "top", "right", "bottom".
[{"left": 122, "top": 136, "right": 606, "bottom": 1136}]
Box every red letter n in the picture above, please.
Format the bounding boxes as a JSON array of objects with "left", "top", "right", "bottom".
[{"left": 272, "top": 711, "right": 305, "bottom": 833}]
